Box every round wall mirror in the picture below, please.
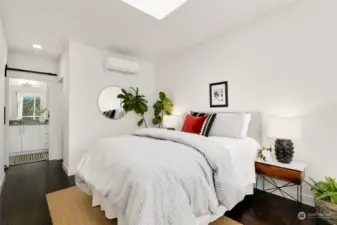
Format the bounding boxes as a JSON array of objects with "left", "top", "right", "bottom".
[{"left": 98, "top": 86, "right": 126, "bottom": 120}]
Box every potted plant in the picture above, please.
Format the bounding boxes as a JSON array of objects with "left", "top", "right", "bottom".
[
  {"left": 257, "top": 146, "right": 272, "bottom": 162},
  {"left": 152, "top": 92, "right": 173, "bottom": 127},
  {"left": 306, "top": 177, "right": 337, "bottom": 224},
  {"left": 37, "top": 107, "right": 49, "bottom": 124},
  {"left": 117, "top": 87, "right": 148, "bottom": 127}
]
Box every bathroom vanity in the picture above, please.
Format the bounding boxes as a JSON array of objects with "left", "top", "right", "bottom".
[{"left": 8, "top": 122, "right": 49, "bottom": 155}]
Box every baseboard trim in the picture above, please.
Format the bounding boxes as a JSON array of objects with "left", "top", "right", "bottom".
[
  {"left": 62, "top": 162, "right": 69, "bottom": 176},
  {"left": 0, "top": 173, "right": 6, "bottom": 194}
]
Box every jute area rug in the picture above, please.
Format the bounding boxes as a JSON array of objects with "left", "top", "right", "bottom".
[{"left": 46, "top": 187, "right": 242, "bottom": 225}]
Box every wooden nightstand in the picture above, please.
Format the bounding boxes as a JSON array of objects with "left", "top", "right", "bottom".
[{"left": 255, "top": 159, "right": 306, "bottom": 203}]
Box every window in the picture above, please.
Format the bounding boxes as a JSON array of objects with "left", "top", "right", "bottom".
[{"left": 22, "top": 95, "right": 41, "bottom": 120}]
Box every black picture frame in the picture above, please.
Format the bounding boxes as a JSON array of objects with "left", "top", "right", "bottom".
[{"left": 209, "top": 81, "right": 228, "bottom": 108}]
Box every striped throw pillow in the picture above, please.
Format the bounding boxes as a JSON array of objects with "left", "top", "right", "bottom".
[{"left": 189, "top": 112, "right": 217, "bottom": 137}]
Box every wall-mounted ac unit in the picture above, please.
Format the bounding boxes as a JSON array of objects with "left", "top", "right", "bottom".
[{"left": 104, "top": 57, "right": 140, "bottom": 74}]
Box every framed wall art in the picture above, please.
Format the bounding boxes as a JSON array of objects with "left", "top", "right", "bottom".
[{"left": 209, "top": 81, "right": 228, "bottom": 108}]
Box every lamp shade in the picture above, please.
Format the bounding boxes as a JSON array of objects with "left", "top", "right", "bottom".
[
  {"left": 162, "top": 115, "right": 180, "bottom": 129},
  {"left": 267, "top": 117, "right": 302, "bottom": 140}
]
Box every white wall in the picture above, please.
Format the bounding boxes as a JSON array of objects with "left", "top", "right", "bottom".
[
  {"left": 0, "top": 13, "right": 8, "bottom": 190},
  {"left": 59, "top": 48, "right": 70, "bottom": 170},
  {"left": 156, "top": 0, "right": 337, "bottom": 205},
  {"left": 6, "top": 53, "right": 63, "bottom": 161},
  {"left": 48, "top": 81, "right": 63, "bottom": 160},
  {"left": 7, "top": 52, "right": 57, "bottom": 74},
  {"left": 64, "top": 42, "right": 156, "bottom": 175}
]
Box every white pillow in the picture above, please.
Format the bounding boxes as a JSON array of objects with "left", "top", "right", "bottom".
[{"left": 208, "top": 113, "right": 252, "bottom": 139}]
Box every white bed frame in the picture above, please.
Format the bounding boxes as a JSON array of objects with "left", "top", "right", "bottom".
[
  {"left": 77, "top": 178, "right": 254, "bottom": 225},
  {"left": 76, "top": 111, "right": 261, "bottom": 225}
]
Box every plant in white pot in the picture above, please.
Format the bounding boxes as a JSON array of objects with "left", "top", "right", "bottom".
[
  {"left": 306, "top": 177, "right": 337, "bottom": 224},
  {"left": 37, "top": 107, "right": 49, "bottom": 124}
]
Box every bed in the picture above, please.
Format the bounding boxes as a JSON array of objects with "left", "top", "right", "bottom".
[{"left": 76, "top": 112, "right": 261, "bottom": 225}]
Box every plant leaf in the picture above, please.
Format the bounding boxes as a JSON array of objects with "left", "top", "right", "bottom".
[
  {"left": 326, "top": 177, "right": 337, "bottom": 191},
  {"left": 317, "top": 191, "right": 337, "bottom": 200},
  {"left": 134, "top": 106, "right": 142, "bottom": 114},
  {"left": 316, "top": 182, "right": 330, "bottom": 192},
  {"left": 127, "top": 93, "right": 133, "bottom": 99},
  {"left": 159, "top": 92, "right": 166, "bottom": 101},
  {"left": 137, "top": 118, "right": 144, "bottom": 127},
  {"left": 163, "top": 98, "right": 173, "bottom": 115},
  {"left": 138, "top": 102, "right": 148, "bottom": 113},
  {"left": 154, "top": 107, "right": 162, "bottom": 117},
  {"left": 117, "top": 94, "right": 125, "bottom": 99},
  {"left": 125, "top": 99, "right": 136, "bottom": 105},
  {"left": 309, "top": 177, "right": 318, "bottom": 186},
  {"left": 152, "top": 117, "right": 161, "bottom": 125},
  {"left": 138, "top": 98, "right": 148, "bottom": 104},
  {"left": 331, "top": 195, "right": 337, "bottom": 204},
  {"left": 304, "top": 179, "right": 317, "bottom": 190},
  {"left": 121, "top": 89, "right": 128, "bottom": 95},
  {"left": 311, "top": 189, "right": 322, "bottom": 199}
]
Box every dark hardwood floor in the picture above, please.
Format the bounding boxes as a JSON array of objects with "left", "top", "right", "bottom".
[
  {"left": 225, "top": 190, "right": 329, "bottom": 225},
  {"left": 0, "top": 160, "right": 329, "bottom": 225},
  {"left": 0, "top": 160, "right": 75, "bottom": 225}
]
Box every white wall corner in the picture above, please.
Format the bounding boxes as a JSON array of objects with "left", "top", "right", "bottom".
[
  {"left": 62, "top": 162, "right": 69, "bottom": 176},
  {"left": 0, "top": 173, "right": 6, "bottom": 194},
  {"left": 67, "top": 165, "right": 76, "bottom": 176},
  {"left": 0, "top": 12, "right": 8, "bottom": 185}
]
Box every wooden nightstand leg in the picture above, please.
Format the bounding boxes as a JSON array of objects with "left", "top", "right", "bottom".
[
  {"left": 296, "top": 185, "right": 303, "bottom": 203},
  {"left": 255, "top": 175, "right": 258, "bottom": 189},
  {"left": 300, "top": 184, "right": 302, "bottom": 203}
]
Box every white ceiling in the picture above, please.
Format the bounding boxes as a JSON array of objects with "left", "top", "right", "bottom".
[{"left": 0, "top": 0, "right": 297, "bottom": 60}]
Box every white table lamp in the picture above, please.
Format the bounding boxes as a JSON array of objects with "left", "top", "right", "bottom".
[
  {"left": 267, "top": 117, "right": 302, "bottom": 164},
  {"left": 162, "top": 115, "right": 180, "bottom": 130}
]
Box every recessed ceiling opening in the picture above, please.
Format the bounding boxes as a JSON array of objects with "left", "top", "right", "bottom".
[{"left": 122, "top": 0, "right": 190, "bottom": 20}]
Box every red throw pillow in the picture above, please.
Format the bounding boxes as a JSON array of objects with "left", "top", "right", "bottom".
[{"left": 181, "top": 114, "right": 207, "bottom": 134}]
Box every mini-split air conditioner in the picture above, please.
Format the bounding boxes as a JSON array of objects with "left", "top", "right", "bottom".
[{"left": 104, "top": 57, "right": 140, "bottom": 74}]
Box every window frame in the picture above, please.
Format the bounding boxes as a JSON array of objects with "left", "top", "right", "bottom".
[{"left": 20, "top": 93, "right": 42, "bottom": 120}]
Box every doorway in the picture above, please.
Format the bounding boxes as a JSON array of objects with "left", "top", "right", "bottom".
[{"left": 6, "top": 78, "right": 49, "bottom": 166}]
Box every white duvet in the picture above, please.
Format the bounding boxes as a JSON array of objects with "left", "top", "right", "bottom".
[
  {"left": 76, "top": 129, "right": 255, "bottom": 225},
  {"left": 208, "top": 136, "right": 260, "bottom": 189}
]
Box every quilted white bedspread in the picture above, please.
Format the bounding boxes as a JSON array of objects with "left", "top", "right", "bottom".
[{"left": 76, "top": 128, "right": 246, "bottom": 225}]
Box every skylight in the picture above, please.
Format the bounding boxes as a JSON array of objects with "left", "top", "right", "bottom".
[{"left": 122, "top": 0, "right": 190, "bottom": 20}]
